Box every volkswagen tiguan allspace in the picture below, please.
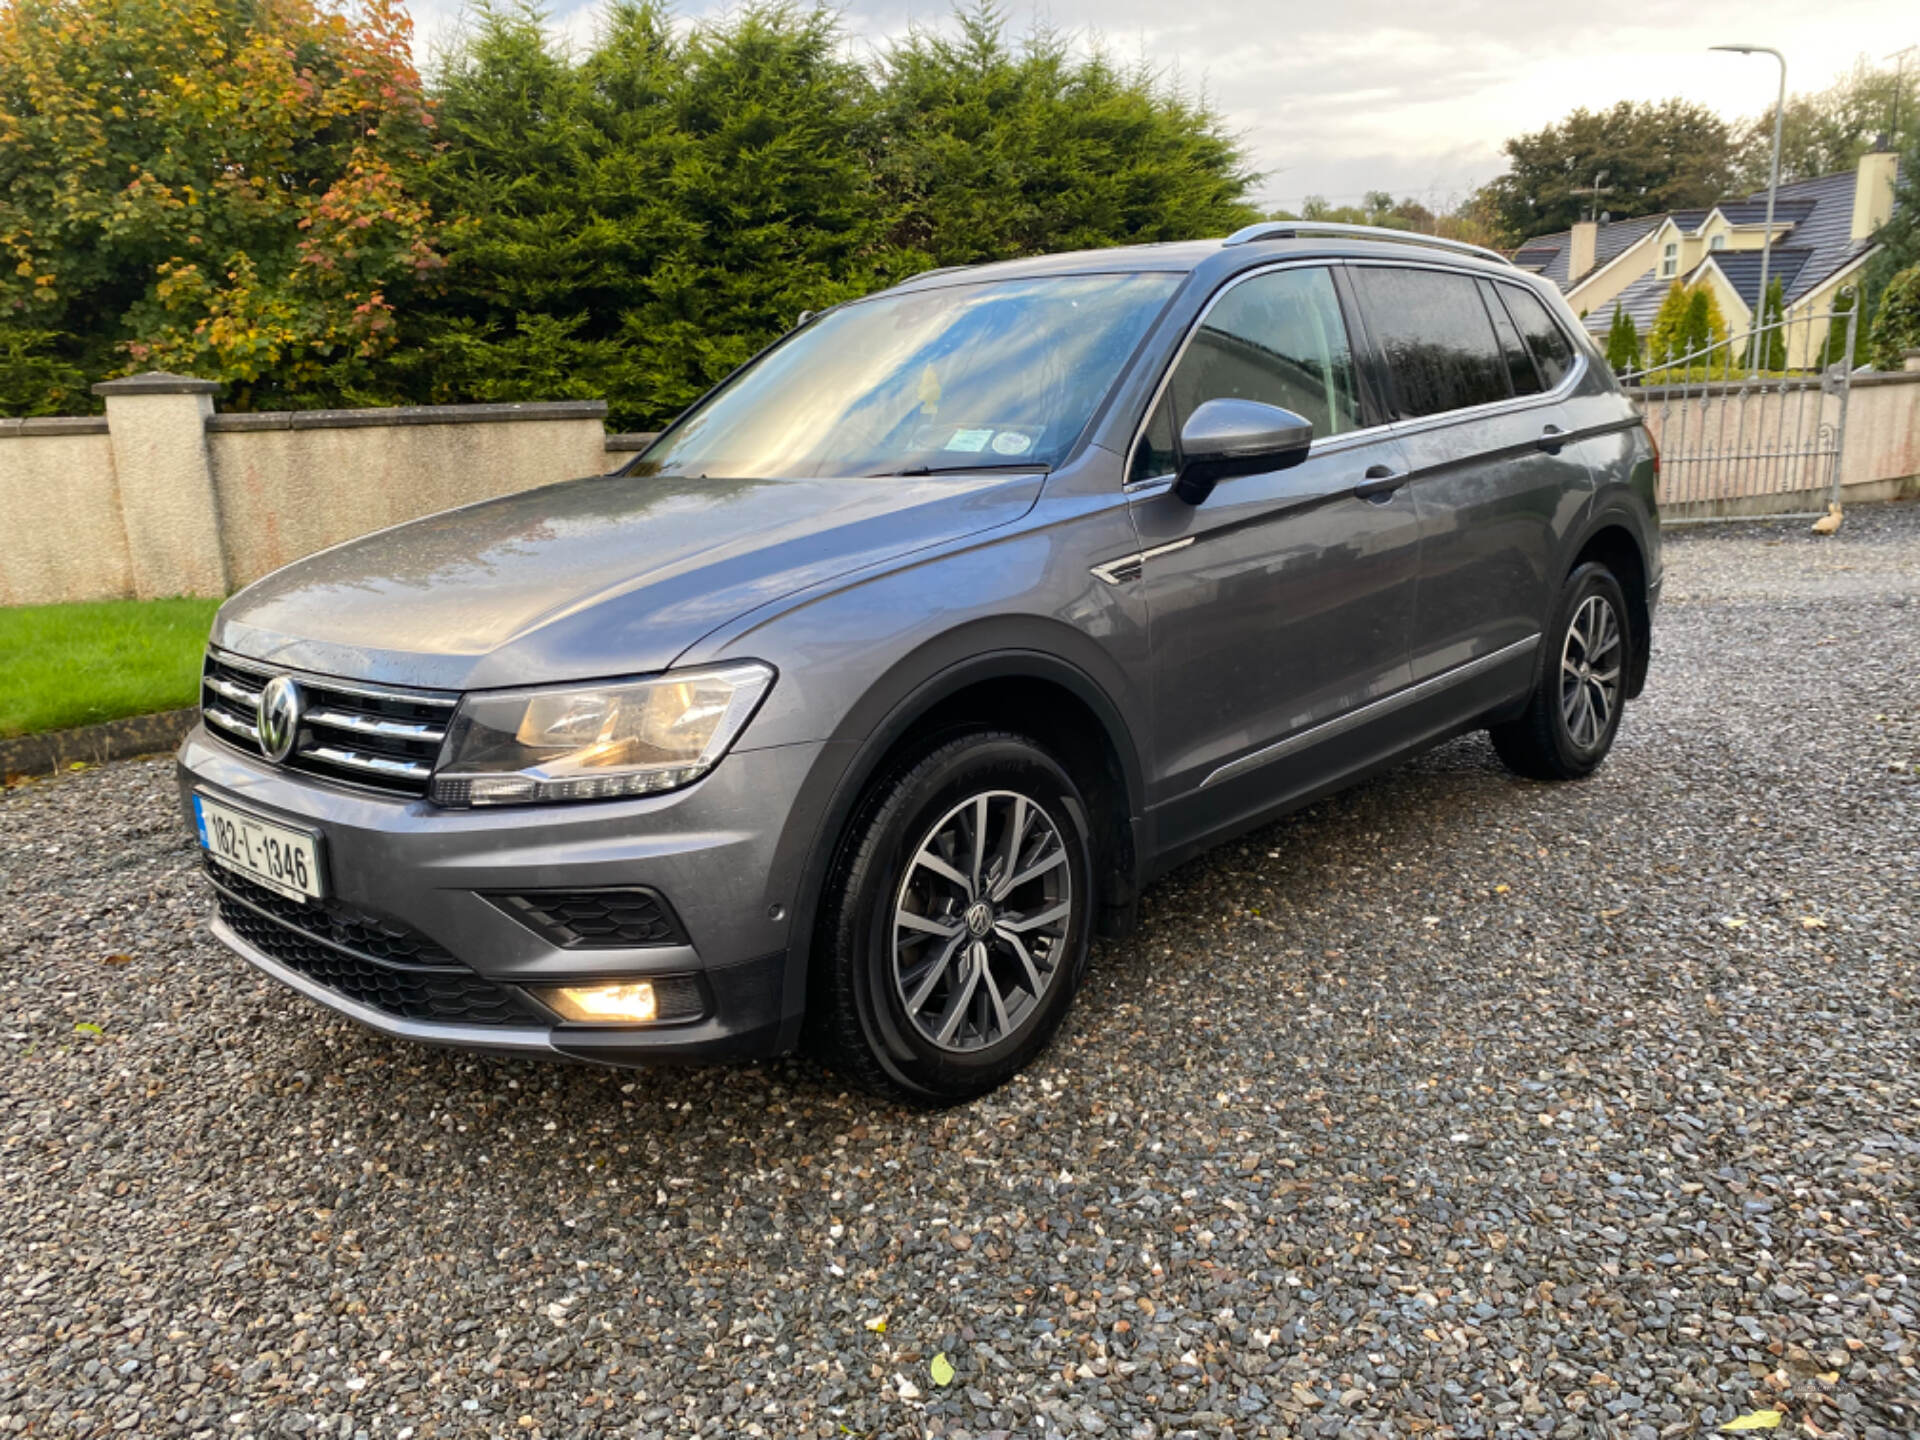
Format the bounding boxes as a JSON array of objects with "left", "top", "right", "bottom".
[{"left": 180, "top": 222, "right": 1660, "bottom": 1103}]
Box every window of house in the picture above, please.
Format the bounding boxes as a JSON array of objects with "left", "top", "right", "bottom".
[
  {"left": 1709, "top": 234, "right": 1727, "bottom": 251},
  {"left": 1660, "top": 242, "right": 1678, "bottom": 278},
  {"left": 1350, "top": 266, "right": 1511, "bottom": 419},
  {"left": 1498, "top": 283, "right": 1579, "bottom": 390}
]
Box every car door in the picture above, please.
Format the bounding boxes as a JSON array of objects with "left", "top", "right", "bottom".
[
  {"left": 1123, "top": 263, "right": 1421, "bottom": 852},
  {"left": 1346, "top": 264, "right": 1594, "bottom": 692}
]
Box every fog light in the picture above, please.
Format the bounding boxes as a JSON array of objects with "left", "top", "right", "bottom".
[{"left": 542, "top": 981, "right": 658, "bottom": 1023}]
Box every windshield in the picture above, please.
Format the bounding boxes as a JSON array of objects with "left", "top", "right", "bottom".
[{"left": 632, "top": 272, "right": 1182, "bottom": 480}]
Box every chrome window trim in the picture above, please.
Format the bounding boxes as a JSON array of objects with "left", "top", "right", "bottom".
[
  {"left": 1122, "top": 258, "right": 1386, "bottom": 492},
  {"left": 1343, "top": 260, "right": 1590, "bottom": 434},
  {"left": 209, "top": 648, "right": 460, "bottom": 710},
  {"left": 1122, "top": 258, "right": 1591, "bottom": 492},
  {"left": 1199, "top": 634, "right": 1541, "bottom": 789}
]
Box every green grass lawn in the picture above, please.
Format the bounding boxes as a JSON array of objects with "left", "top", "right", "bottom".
[{"left": 0, "top": 597, "right": 221, "bottom": 738}]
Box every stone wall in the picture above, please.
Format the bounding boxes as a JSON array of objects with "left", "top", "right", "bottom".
[{"left": 0, "top": 374, "right": 642, "bottom": 605}]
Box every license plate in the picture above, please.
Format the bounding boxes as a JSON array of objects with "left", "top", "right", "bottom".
[{"left": 194, "top": 795, "right": 326, "bottom": 902}]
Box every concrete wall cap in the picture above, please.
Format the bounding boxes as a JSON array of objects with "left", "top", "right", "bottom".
[
  {"left": 92, "top": 371, "right": 222, "bottom": 396},
  {"left": 204, "top": 399, "right": 609, "bottom": 431},
  {"left": 0, "top": 415, "right": 111, "bottom": 438}
]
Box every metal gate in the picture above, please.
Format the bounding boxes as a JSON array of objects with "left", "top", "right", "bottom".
[{"left": 1619, "top": 298, "right": 1859, "bottom": 521}]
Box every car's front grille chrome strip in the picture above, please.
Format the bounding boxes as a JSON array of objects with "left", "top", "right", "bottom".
[
  {"left": 203, "top": 704, "right": 259, "bottom": 742},
  {"left": 200, "top": 648, "right": 455, "bottom": 797},
  {"left": 1200, "top": 634, "right": 1541, "bottom": 789},
  {"left": 205, "top": 674, "right": 262, "bottom": 708},
  {"left": 305, "top": 745, "right": 435, "bottom": 781},
  {"left": 305, "top": 708, "right": 447, "bottom": 743}
]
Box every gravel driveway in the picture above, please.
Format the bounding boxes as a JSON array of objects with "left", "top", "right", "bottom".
[{"left": 4, "top": 504, "right": 1917, "bottom": 1440}]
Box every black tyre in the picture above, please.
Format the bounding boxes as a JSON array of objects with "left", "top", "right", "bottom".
[
  {"left": 1491, "top": 561, "right": 1632, "bottom": 781},
  {"left": 810, "top": 730, "right": 1095, "bottom": 1105}
]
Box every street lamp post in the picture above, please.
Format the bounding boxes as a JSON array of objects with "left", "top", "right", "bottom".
[{"left": 1713, "top": 44, "right": 1786, "bottom": 373}]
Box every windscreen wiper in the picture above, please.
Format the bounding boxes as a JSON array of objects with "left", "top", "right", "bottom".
[{"left": 868, "top": 461, "right": 1051, "bottom": 477}]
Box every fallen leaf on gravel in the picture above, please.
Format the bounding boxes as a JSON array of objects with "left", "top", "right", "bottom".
[
  {"left": 929, "top": 1353, "right": 954, "bottom": 1386},
  {"left": 1721, "top": 1412, "right": 1783, "bottom": 1432},
  {"left": 1721, "top": 917, "right": 1748, "bottom": 929},
  {"left": 73, "top": 1022, "right": 102, "bottom": 1036},
  {"left": 864, "top": 1315, "right": 887, "bottom": 1333},
  {"left": 1799, "top": 916, "right": 1826, "bottom": 929},
  {"left": 102, "top": 953, "right": 133, "bottom": 966}
]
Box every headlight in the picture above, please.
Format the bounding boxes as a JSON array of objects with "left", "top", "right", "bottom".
[{"left": 429, "top": 662, "right": 774, "bottom": 807}]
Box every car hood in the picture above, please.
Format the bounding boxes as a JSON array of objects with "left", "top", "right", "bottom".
[{"left": 213, "top": 468, "right": 1043, "bottom": 691}]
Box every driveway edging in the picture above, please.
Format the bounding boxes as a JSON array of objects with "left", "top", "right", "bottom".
[{"left": 1, "top": 706, "right": 198, "bottom": 779}]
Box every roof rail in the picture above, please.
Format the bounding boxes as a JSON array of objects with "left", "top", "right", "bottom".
[{"left": 1222, "top": 220, "right": 1512, "bottom": 268}]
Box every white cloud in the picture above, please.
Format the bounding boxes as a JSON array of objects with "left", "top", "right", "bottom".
[{"left": 408, "top": 0, "right": 1919, "bottom": 209}]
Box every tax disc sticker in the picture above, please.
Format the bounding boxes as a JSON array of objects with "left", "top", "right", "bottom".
[{"left": 991, "top": 430, "right": 1033, "bottom": 455}]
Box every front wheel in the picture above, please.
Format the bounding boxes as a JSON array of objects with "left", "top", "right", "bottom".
[
  {"left": 809, "top": 731, "right": 1095, "bottom": 1105},
  {"left": 1491, "top": 562, "right": 1632, "bottom": 781}
]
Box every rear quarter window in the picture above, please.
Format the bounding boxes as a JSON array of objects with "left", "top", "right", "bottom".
[{"left": 1498, "top": 283, "right": 1580, "bottom": 390}]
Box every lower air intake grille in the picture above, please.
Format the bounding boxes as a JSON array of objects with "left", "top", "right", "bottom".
[
  {"left": 206, "top": 859, "right": 461, "bottom": 967},
  {"left": 209, "top": 878, "right": 538, "bottom": 1028},
  {"left": 491, "top": 888, "right": 688, "bottom": 948}
]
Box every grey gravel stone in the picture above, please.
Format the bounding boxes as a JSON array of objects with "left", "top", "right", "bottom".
[{"left": 3, "top": 502, "right": 1918, "bottom": 1438}]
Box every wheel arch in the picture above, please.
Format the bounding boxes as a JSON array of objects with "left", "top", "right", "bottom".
[
  {"left": 1565, "top": 513, "right": 1654, "bottom": 699},
  {"left": 764, "top": 636, "right": 1149, "bottom": 1050}
]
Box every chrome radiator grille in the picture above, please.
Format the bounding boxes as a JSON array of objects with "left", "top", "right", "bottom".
[{"left": 200, "top": 650, "right": 458, "bottom": 797}]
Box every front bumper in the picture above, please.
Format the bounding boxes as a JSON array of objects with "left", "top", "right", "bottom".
[{"left": 177, "top": 725, "right": 824, "bottom": 1065}]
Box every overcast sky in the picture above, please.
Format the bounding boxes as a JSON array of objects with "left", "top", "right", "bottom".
[{"left": 411, "top": 1, "right": 1919, "bottom": 212}]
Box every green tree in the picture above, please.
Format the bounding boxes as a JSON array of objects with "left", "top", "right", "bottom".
[
  {"left": 1484, "top": 100, "right": 1740, "bottom": 244},
  {"left": 1648, "top": 281, "right": 1689, "bottom": 365},
  {"left": 0, "top": 326, "right": 86, "bottom": 415},
  {"left": 874, "top": 4, "right": 1258, "bottom": 268},
  {"left": 1735, "top": 56, "right": 1920, "bottom": 190},
  {"left": 1822, "top": 286, "right": 1859, "bottom": 367},
  {"left": 414, "top": 1, "right": 904, "bottom": 429},
  {"left": 1679, "top": 283, "right": 1728, "bottom": 363},
  {"left": 1604, "top": 305, "right": 1641, "bottom": 373},
  {"left": 1757, "top": 277, "right": 1786, "bottom": 370},
  {"left": 1862, "top": 126, "right": 1920, "bottom": 326},
  {"left": 0, "top": 0, "right": 440, "bottom": 412},
  {"left": 1866, "top": 263, "right": 1920, "bottom": 370}
]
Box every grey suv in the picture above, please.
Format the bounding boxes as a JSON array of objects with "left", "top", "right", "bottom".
[{"left": 178, "top": 223, "right": 1660, "bottom": 1103}]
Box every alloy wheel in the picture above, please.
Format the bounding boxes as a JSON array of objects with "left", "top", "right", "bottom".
[
  {"left": 890, "top": 789, "right": 1073, "bottom": 1054},
  {"left": 1559, "top": 593, "right": 1622, "bottom": 751}
]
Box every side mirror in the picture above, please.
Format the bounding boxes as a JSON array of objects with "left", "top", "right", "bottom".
[{"left": 1172, "top": 398, "right": 1314, "bottom": 505}]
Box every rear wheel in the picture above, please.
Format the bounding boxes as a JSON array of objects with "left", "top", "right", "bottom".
[
  {"left": 1491, "top": 562, "right": 1631, "bottom": 780},
  {"left": 810, "top": 731, "right": 1094, "bottom": 1105}
]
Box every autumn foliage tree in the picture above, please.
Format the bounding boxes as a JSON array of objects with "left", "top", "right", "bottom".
[{"left": 0, "top": 0, "right": 440, "bottom": 412}]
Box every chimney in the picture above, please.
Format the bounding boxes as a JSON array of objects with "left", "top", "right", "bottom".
[
  {"left": 1851, "top": 147, "right": 1898, "bottom": 242},
  {"left": 1567, "top": 220, "right": 1598, "bottom": 283}
]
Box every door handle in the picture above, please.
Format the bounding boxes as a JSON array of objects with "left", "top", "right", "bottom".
[
  {"left": 1536, "top": 424, "right": 1566, "bottom": 454},
  {"left": 1353, "top": 464, "right": 1406, "bottom": 501}
]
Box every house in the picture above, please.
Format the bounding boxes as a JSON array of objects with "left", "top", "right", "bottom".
[{"left": 1512, "top": 148, "right": 1900, "bottom": 366}]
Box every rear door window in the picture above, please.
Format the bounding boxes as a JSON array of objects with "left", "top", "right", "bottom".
[
  {"left": 1497, "top": 283, "right": 1579, "bottom": 390},
  {"left": 1351, "top": 267, "right": 1511, "bottom": 419}
]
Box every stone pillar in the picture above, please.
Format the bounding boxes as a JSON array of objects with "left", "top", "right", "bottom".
[
  {"left": 93, "top": 372, "right": 228, "bottom": 598},
  {"left": 1904, "top": 349, "right": 1920, "bottom": 374}
]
